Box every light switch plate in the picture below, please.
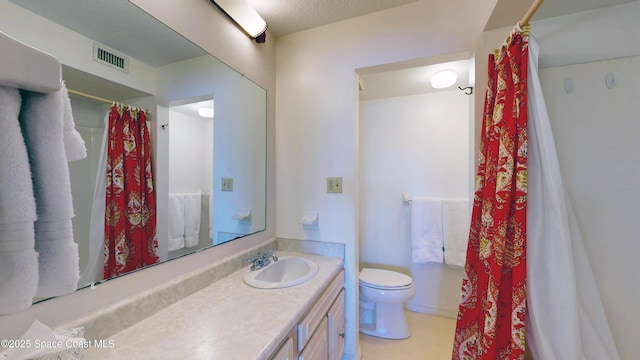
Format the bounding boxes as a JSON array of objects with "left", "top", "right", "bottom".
[
  {"left": 221, "top": 177, "right": 233, "bottom": 191},
  {"left": 327, "top": 177, "right": 342, "bottom": 193}
]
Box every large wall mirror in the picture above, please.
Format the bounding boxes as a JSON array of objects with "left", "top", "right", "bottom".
[{"left": 1, "top": 0, "right": 267, "bottom": 293}]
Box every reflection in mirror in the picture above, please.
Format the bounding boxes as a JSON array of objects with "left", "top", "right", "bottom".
[{"left": 1, "top": 0, "right": 266, "bottom": 294}]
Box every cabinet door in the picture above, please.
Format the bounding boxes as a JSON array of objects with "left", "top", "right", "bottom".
[
  {"left": 298, "top": 271, "right": 344, "bottom": 351},
  {"left": 272, "top": 337, "right": 294, "bottom": 360},
  {"left": 327, "top": 289, "right": 345, "bottom": 360},
  {"left": 298, "top": 317, "right": 328, "bottom": 360}
]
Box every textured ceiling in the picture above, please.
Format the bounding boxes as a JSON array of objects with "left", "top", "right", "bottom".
[
  {"left": 252, "top": 0, "right": 640, "bottom": 37},
  {"left": 247, "top": 0, "right": 418, "bottom": 37}
]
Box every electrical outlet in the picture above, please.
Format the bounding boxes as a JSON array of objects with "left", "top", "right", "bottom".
[
  {"left": 327, "top": 177, "right": 343, "bottom": 193},
  {"left": 221, "top": 177, "right": 233, "bottom": 191}
]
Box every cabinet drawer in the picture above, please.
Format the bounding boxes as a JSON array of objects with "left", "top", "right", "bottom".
[{"left": 297, "top": 270, "right": 344, "bottom": 351}]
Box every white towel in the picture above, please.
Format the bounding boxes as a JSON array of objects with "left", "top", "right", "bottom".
[
  {"left": 19, "top": 86, "right": 80, "bottom": 298},
  {"left": 410, "top": 197, "right": 444, "bottom": 263},
  {"left": 443, "top": 198, "right": 470, "bottom": 267},
  {"left": 0, "top": 87, "right": 39, "bottom": 314},
  {"left": 183, "top": 193, "right": 202, "bottom": 248},
  {"left": 60, "top": 81, "right": 87, "bottom": 161},
  {"left": 168, "top": 194, "right": 185, "bottom": 252}
]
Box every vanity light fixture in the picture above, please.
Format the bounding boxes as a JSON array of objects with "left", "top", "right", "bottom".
[
  {"left": 430, "top": 70, "right": 458, "bottom": 89},
  {"left": 209, "top": 0, "right": 268, "bottom": 43},
  {"left": 198, "top": 106, "right": 214, "bottom": 118}
]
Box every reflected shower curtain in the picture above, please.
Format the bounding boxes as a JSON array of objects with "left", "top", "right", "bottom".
[
  {"left": 78, "top": 118, "right": 107, "bottom": 286},
  {"left": 452, "top": 26, "right": 529, "bottom": 360},
  {"left": 525, "top": 34, "right": 620, "bottom": 360},
  {"left": 104, "top": 105, "right": 159, "bottom": 278}
]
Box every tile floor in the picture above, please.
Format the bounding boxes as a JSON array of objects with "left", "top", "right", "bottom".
[{"left": 360, "top": 311, "right": 456, "bottom": 359}]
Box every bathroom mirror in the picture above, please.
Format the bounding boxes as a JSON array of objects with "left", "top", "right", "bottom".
[{"left": 1, "top": 0, "right": 267, "bottom": 292}]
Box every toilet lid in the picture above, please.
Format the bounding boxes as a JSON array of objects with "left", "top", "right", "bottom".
[{"left": 359, "top": 268, "right": 413, "bottom": 289}]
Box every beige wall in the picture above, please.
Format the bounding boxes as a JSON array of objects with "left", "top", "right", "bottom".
[
  {"left": 275, "top": 1, "right": 495, "bottom": 358},
  {"left": 277, "top": 1, "right": 640, "bottom": 359}
]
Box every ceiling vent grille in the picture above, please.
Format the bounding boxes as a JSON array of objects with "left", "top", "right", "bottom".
[{"left": 93, "top": 43, "right": 129, "bottom": 73}]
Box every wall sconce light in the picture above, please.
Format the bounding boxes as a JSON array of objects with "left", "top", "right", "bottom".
[
  {"left": 430, "top": 70, "right": 458, "bottom": 89},
  {"left": 209, "top": 0, "right": 268, "bottom": 43}
]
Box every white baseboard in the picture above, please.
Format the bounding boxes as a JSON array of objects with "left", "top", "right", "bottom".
[
  {"left": 405, "top": 303, "right": 458, "bottom": 319},
  {"left": 341, "top": 343, "right": 362, "bottom": 360}
]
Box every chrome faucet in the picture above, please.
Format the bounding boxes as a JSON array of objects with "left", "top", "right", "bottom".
[{"left": 248, "top": 250, "right": 278, "bottom": 271}]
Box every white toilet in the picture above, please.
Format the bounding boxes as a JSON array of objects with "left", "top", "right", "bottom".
[{"left": 359, "top": 268, "right": 415, "bottom": 339}]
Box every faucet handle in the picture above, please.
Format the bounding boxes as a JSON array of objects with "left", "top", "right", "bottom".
[{"left": 262, "top": 249, "right": 278, "bottom": 261}]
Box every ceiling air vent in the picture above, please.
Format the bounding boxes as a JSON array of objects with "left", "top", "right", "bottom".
[{"left": 93, "top": 43, "right": 129, "bottom": 73}]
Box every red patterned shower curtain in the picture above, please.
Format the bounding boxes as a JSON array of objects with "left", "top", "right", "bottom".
[
  {"left": 452, "top": 26, "right": 529, "bottom": 360},
  {"left": 104, "top": 105, "right": 159, "bottom": 278}
]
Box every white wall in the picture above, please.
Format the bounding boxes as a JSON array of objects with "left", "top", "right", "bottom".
[
  {"left": 276, "top": 1, "right": 493, "bottom": 357},
  {"left": 169, "top": 110, "right": 213, "bottom": 194},
  {"left": 359, "top": 90, "right": 470, "bottom": 267},
  {"left": 359, "top": 90, "right": 470, "bottom": 317}
]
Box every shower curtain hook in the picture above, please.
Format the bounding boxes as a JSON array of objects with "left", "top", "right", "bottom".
[{"left": 458, "top": 86, "right": 473, "bottom": 95}]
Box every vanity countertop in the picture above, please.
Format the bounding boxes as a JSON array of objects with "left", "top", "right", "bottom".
[{"left": 83, "top": 251, "right": 344, "bottom": 360}]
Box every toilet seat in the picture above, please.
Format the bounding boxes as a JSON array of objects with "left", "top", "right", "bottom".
[{"left": 359, "top": 268, "right": 413, "bottom": 290}]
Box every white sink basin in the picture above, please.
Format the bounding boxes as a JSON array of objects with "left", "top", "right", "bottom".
[{"left": 243, "top": 256, "right": 319, "bottom": 289}]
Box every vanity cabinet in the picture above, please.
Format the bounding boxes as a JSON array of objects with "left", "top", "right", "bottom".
[{"left": 272, "top": 270, "right": 345, "bottom": 360}]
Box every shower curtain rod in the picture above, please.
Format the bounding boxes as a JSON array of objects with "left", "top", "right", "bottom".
[
  {"left": 67, "top": 88, "right": 149, "bottom": 113},
  {"left": 519, "top": 0, "right": 544, "bottom": 27},
  {"left": 67, "top": 88, "right": 111, "bottom": 104}
]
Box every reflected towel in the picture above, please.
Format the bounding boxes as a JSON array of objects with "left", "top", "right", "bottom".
[
  {"left": 410, "top": 198, "right": 443, "bottom": 263},
  {"left": 0, "top": 87, "right": 39, "bottom": 314},
  {"left": 183, "top": 193, "right": 201, "bottom": 248},
  {"left": 0, "top": 246, "right": 39, "bottom": 314},
  {"left": 61, "top": 81, "right": 87, "bottom": 161},
  {"left": 33, "top": 220, "right": 79, "bottom": 297},
  {"left": 168, "top": 194, "right": 185, "bottom": 252},
  {"left": 443, "top": 199, "right": 470, "bottom": 267},
  {"left": 20, "top": 86, "right": 80, "bottom": 298}
]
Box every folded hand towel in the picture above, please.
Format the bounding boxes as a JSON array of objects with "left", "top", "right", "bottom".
[
  {"left": 20, "top": 87, "right": 79, "bottom": 298},
  {"left": 183, "top": 193, "right": 202, "bottom": 248},
  {"left": 0, "top": 248, "right": 39, "bottom": 314},
  {"left": 410, "top": 198, "right": 444, "bottom": 263},
  {"left": 33, "top": 220, "right": 79, "bottom": 297},
  {"left": 443, "top": 198, "right": 470, "bottom": 267},
  {"left": 168, "top": 194, "right": 185, "bottom": 252},
  {"left": 0, "top": 86, "right": 39, "bottom": 314},
  {"left": 61, "top": 82, "right": 87, "bottom": 161},
  {"left": 0, "top": 87, "right": 37, "bottom": 224}
]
